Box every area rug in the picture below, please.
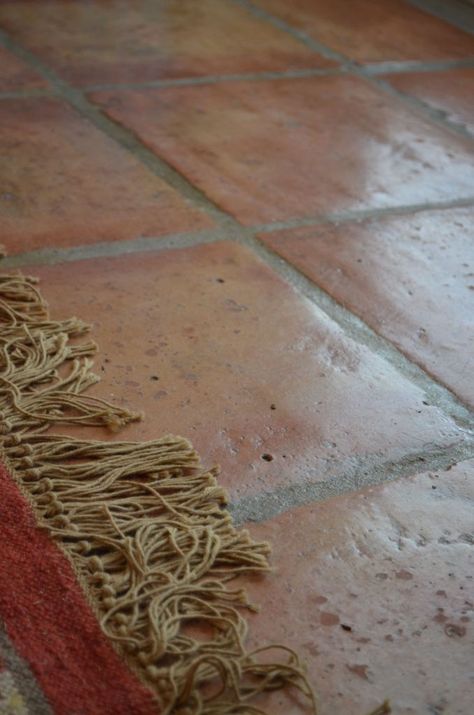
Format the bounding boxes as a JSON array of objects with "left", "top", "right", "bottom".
[{"left": 0, "top": 269, "right": 317, "bottom": 715}]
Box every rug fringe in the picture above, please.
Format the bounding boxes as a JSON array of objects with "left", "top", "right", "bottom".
[{"left": 0, "top": 272, "right": 317, "bottom": 714}]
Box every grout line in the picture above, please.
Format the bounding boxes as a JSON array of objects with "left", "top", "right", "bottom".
[
  {"left": 54, "top": 87, "right": 234, "bottom": 226},
  {"left": 252, "top": 196, "right": 474, "bottom": 233},
  {"left": 1, "top": 24, "right": 473, "bottom": 435},
  {"left": 5, "top": 203, "right": 474, "bottom": 434},
  {"left": 231, "top": 0, "right": 349, "bottom": 64},
  {"left": 364, "top": 74, "right": 474, "bottom": 140},
  {"left": 230, "top": 439, "right": 474, "bottom": 524},
  {"left": 230, "top": 0, "right": 474, "bottom": 142},
  {"left": 7, "top": 215, "right": 474, "bottom": 430},
  {"left": 0, "top": 88, "right": 51, "bottom": 99},
  {"left": 5, "top": 196, "right": 474, "bottom": 270},
  {"left": 1, "top": 9, "right": 474, "bottom": 141},
  {"left": 362, "top": 57, "right": 474, "bottom": 75},
  {"left": 84, "top": 66, "right": 345, "bottom": 91},
  {"left": 407, "top": 0, "right": 474, "bottom": 34},
  {"left": 0, "top": 27, "right": 231, "bottom": 226},
  {"left": 233, "top": 231, "right": 474, "bottom": 427},
  {"left": 0, "top": 229, "right": 232, "bottom": 269},
  {"left": 1, "top": 56, "right": 474, "bottom": 103}
]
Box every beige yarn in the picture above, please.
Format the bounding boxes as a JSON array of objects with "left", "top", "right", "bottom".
[{"left": 0, "top": 273, "right": 317, "bottom": 715}]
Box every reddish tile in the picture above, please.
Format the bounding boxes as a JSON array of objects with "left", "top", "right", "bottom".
[
  {"left": 0, "top": 97, "right": 211, "bottom": 254},
  {"left": 91, "top": 76, "right": 474, "bottom": 225},
  {"left": 246, "top": 459, "right": 474, "bottom": 714},
  {"left": 387, "top": 68, "right": 474, "bottom": 135},
  {"left": 257, "top": 0, "right": 474, "bottom": 62},
  {"left": 261, "top": 208, "right": 474, "bottom": 407},
  {"left": 29, "top": 242, "right": 464, "bottom": 498},
  {"left": 0, "top": 0, "right": 332, "bottom": 86},
  {"left": 0, "top": 47, "right": 47, "bottom": 91}
]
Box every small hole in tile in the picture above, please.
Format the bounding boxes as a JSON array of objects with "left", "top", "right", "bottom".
[
  {"left": 151, "top": 375, "right": 159, "bottom": 381},
  {"left": 216, "top": 278, "right": 225, "bottom": 283},
  {"left": 270, "top": 403, "right": 276, "bottom": 410},
  {"left": 261, "top": 453, "right": 273, "bottom": 462},
  {"left": 341, "top": 624, "right": 352, "bottom": 632}
]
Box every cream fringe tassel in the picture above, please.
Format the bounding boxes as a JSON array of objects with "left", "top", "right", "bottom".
[{"left": 0, "top": 272, "right": 317, "bottom": 715}]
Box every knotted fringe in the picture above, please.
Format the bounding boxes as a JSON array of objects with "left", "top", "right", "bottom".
[{"left": 0, "top": 273, "right": 317, "bottom": 715}]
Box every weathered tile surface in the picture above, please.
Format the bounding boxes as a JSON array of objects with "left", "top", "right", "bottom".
[
  {"left": 262, "top": 208, "right": 474, "bottom": 407},
  {"left": 257, "top": 0, "right": 474, "bottom": 62},
  {"left": 387, "top": 68, "right": 474, "bottom": 135},
  {"left": 29, "top": 242, "right": 464, "bottom": 497},
  {"left": 0, "top": 0, "right": 332, "bottom": 86},
  {"left": 245, "top": 459, "right": 474, "bottom": 715},
  {"left": 0, "top": 97, "right": 211, "bottom": 254},
  {"left": 0, "top": 46, "right": 47, "bottom": 91},
  {"left": 0, "top": 3, "right": 473, "bottom": 713},
  {"left": 91, "top": 76, "right": 474, "bottom": 224}
]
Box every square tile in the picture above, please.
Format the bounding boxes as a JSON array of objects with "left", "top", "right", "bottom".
[
  {"left": 257, "top": 0, "right": 474, "bottom": 62},
  {"left": 245, "top": 459, "right": 474, "bottom": 714},
  {"left": 261, "top": 208, "right": 474, "bottom": 407},
  {"left": 386, "top": 68, "right": 474, "bottom": 135},
  {"left": 0, "top": 0, "right": 333, "bottom": 86},
  {"left": 0, "top": 97, "right": 211, "bottom": 254},
  {"left": 28, "top": 242, "right": 464, "bottom": 498},
  {"left": 0, "top": 47, "right": 47, "bottom": 91},
  {"left": 91, "top": 76, "right": 474, "bottom": 225}
]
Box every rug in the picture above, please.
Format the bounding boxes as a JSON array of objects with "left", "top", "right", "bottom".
[{"left": 0, "top": 270, "right": 317, "bottom": 715}]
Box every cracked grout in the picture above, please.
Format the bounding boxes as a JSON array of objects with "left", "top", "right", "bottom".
[
  {"left": 1, "top": 16, "right": 474, "bottom": 505},
  {"left": 230, "top": 439, "right": 474, "bottom": 525}
]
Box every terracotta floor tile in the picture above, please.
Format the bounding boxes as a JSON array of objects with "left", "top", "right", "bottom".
[
  {"left": 387, "top": 68, "right": 474, "bottom": 135},
  {"left": 246, "top": 459, "right": 474, "bottom": 715},
  {"left": 257, "top": 0, "right": 474, "bottom": 63},
  {"left": 29, "top": 242, "right": 464, "bottom": 498},
  {"left": 0, "top": 97, "right": 211, "bottom": 254},
  {"left": 91, "top": 76, "right": 474, "bottom": 225},
  {"left": 0, "top": 0, "right": 332, "bottom": 86},
  {"left": 0, "top": 47, "right": 47, "bottom": 91},
  {"left": 261, "top": 207, "right": 474, "bottom": 407}
]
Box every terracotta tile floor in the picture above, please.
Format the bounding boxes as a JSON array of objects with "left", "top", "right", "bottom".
[
  {"left": 90, "top": 76, "right": 474, "bottom": 224},
  {"left": 0, "top": 46, "right": 47, "bottom": 91},
  {"left": 1, "top": 1, "right": 473, "bottom": 714},
  {"left": 261, "top": 208, "right": 474, "bottom": 407},
  {"left": 386, "top": 67, "right": 474, "bottom": 135},
  {"left": 255, "top": 0, "right": 474, "bottom": 62}
]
